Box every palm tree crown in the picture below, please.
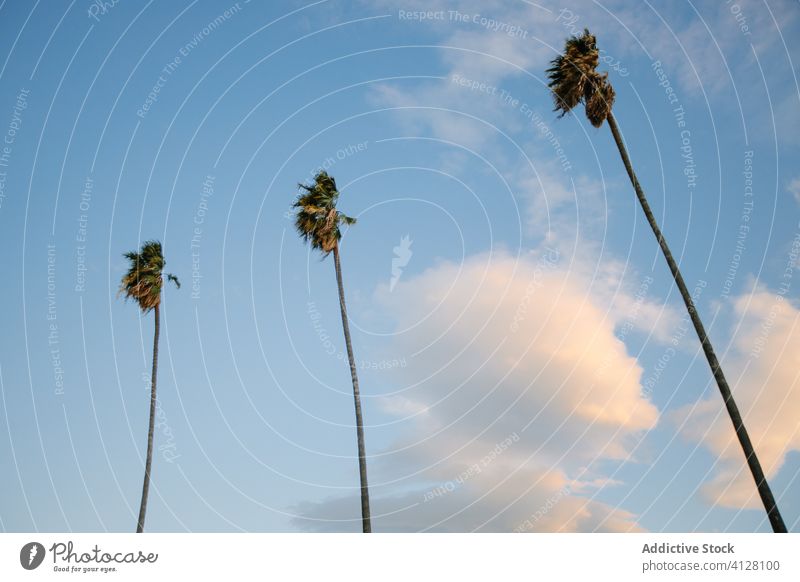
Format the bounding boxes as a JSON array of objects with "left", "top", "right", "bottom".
[
  {"left": 119, "top": 240, "right": 180, "bottom": 311},
  {"left": 293, "top": 171, "right": 356, "bottom": 256},
  {"left": 546, "top": 28, "right": 615, "bottom": 128}
]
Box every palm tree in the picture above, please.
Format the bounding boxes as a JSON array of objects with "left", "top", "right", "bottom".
[
  {"left": 119, "top": 240, "right": 180, "bottom": 533},
  {"left": 293, "top": 171, "right": 372, "bottom": 533},
  {"left": 546, "top": 29, "right": 787, "bottom": 533}
]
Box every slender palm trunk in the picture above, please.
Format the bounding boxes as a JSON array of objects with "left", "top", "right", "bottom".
[
  {"left": 333, "top": 243, "right": 372, "bottom": 533},
  {"left": 606, "top": 112, "right": 787, "bottom": 533},
  {"left": 136, "top": 303, "right": 160, "bottom": 533}
]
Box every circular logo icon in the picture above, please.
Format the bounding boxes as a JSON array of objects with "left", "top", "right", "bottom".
[{"left": 20, "top": 542, "right": 45, "bottom": 570}]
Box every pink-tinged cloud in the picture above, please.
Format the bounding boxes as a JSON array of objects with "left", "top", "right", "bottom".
[
  {"left": 673, "top": 286, "right": 800, "bottom": 509},
  {"left": 293, "top": 250, "right": 664, "bottom": 531}
]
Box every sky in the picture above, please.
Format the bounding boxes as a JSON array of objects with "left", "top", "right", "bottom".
[{"left": 0, "top": 0, "right": 798, "bottom": 533}]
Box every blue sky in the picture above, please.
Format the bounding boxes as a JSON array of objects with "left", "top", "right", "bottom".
[{"left": 0, "top": 0, "right": 799, "bottom": 533}]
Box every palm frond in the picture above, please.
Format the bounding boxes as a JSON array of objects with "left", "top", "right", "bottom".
[
  {"left": 338, "top": 213, "right": 357, "bottom": 226},
  {"left": 546, "top": 28, "right": 614, "bottom": 127},
  {"left": 584, "top": 72, "right": 616, "bottom": 127},
  {"left": 119, "top": 240, "right": 179, "bottom": 312},
  {"left": 292, "top": 171, "right": 356, "bottom": 256}
]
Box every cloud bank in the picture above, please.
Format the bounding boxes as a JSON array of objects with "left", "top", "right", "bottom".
[
  {"left": 673, "top": 285, "right": 800, "bottom": 510},
  {"left": 292, "top": 250, "right": 670, "bottom": 531}
]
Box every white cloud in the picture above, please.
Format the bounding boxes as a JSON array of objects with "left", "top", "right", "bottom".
[
  {"left": 788, "top": 178, "right": 800, "bottom": 205},
  {"left": 293, "top": 467, "right": 643, "bottom": 532},
  {"left": 292, "top": 250, "right": 669, "bottom": 531},
  {"left": 367, "top": 81, "right": 497, "bottom": 148},
  {"left": 673, "top": 285, "right": 800, "bottom": 509},
  {"left": 513, "top": 160, "right": 607, "bottom": 241},
  {"left": 287, "top": 0, "right": 798, "bottom": 530}
]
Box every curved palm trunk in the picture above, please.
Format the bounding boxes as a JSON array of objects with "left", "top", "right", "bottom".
[
  {"left": 136, "top": 303, "right": 160, "bottom": 533},
  {"left": 333, "top": 243, "right": 372, "bottom": 533},
  {"left": 606, "top": 112, "right": 787, "bottom": 533}
]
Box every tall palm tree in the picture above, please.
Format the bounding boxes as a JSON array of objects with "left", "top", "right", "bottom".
[
  {"left": 293, "top": 171, "right": 372, "bottom": 533},
  {"left": 119, "top": 240, "right": 180, "bottom": 533},
  {"left": 546, "top": 29, "right": 787, "bottom": 533}
]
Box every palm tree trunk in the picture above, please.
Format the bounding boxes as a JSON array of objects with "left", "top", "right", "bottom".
[
  {"left": 606, "top": 112, "right": 787, "bottom": 533},
  {"left": 333, "top": 243, "right": 372, "bottom": 533},
  {"left": 136, "top": 303, "right": 160, "bottom": 533}
]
